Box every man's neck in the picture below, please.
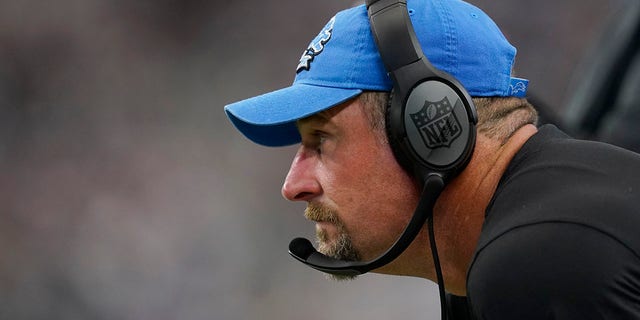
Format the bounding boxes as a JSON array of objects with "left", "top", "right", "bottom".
[{"left": 433, "top": 124, "right": 538, "bottom": 295}]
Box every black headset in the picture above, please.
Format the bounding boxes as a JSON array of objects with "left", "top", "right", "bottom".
[{"left": 289, "top": 0, "right": 477, "bottom": 318}]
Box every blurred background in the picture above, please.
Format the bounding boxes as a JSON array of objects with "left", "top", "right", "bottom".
[{"left": 0, "top": 0, "right": 637, "bottom": 319}]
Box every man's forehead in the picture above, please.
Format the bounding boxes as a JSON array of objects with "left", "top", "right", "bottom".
[
  {"left": 297, "top": 101, "right": 350, "bottom": 128},
  {"left": 296, "top": 113, "right": 335, "bottom": 134},
  {"left": 299, "top": 111, "right": 331, "bottom": 125}
]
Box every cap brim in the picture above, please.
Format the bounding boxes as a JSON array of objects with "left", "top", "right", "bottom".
[{"left": 225, "top": 83, "right": 362, "bottom": 147}]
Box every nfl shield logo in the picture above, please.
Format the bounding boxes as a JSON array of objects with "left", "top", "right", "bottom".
[{"left": 409, "top": 97, "right": 462, "bottom": 148}]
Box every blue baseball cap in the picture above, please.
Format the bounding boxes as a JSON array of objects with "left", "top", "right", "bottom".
[{"left": 225, "top": 0, "right": 529, "bottom": 147}]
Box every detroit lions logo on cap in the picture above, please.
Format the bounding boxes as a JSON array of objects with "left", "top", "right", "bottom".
[
  {"left": 508, "top": 78, "right": 529, "bottom": 98},
  {"left": 296, "top": 16, "right": 336, "bottom": 73}
]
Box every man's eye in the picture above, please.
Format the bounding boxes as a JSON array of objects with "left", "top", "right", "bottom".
[{"left": 314, "top": 134, "right": 326, "bottom": 153}]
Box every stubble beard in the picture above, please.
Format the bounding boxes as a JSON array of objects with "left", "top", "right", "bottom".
[{"left": 304, "top": 204, "right": 361, "bottom": 281}]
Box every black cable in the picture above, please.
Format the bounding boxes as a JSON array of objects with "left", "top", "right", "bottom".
[{"left": 428, "top": 214, "right": 449, "bottom": 320}]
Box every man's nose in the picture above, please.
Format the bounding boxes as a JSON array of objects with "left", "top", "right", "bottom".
[{"left": 281, "top": 147, "right": 321, "bottom": 202}]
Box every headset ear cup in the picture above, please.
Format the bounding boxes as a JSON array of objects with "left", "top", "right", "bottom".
[{"left": 385, "top": 79, "right": 477, "bottom": 184}]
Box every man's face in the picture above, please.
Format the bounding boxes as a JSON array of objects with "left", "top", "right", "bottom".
[{"left": 281, "top": 97, "right": 421, "bottom": 276}]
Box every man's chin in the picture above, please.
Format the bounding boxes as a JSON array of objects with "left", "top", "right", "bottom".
[
  {"left": 316, "top": 238, "right": 361, "bottom": 261},
  {"left": 316, "top": 242, "right": 363, "bottom": 281},
  {"left": 326, "top": 272, "right": 359, "bottom": 282}
]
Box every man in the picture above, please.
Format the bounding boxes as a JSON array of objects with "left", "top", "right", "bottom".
[{"left": 224, "top": 0, "right": 640, "bottom": 319}]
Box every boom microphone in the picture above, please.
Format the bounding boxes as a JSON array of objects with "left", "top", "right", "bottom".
[{"left": 288, "top": 174, "right": 444, "bottom": 276}]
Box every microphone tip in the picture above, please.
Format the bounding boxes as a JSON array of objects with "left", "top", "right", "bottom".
[{"left": 289, "top": 237, "right": 316, "bottom": 259}]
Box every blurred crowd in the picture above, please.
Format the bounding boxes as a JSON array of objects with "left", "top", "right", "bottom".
[{"left": 0, "top": 0, "right": 625, "bottom": 319}]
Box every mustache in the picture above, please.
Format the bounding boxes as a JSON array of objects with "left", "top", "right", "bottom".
[{"left": 304, "top": 204, "right": 340, "bottom": 224}]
